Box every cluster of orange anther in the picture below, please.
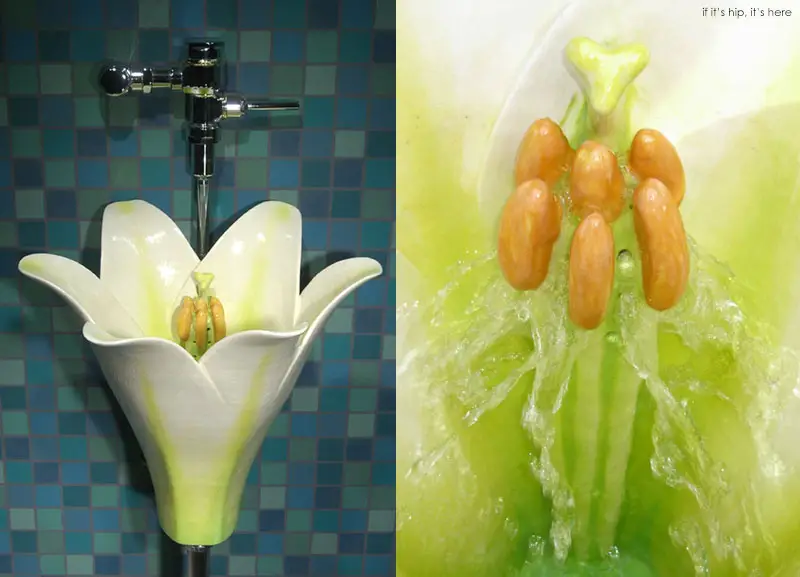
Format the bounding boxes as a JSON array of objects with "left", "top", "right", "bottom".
[{"left": 498, "top": 118, "right": 690, "bottom": 330}]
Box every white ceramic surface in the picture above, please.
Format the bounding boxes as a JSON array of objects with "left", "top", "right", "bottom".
[{"left": 19, "top": 200, "right": 383, "bottom": 546}]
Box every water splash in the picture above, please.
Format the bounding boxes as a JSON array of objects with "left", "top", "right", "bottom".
[{"left": 398, "top": 229, "right": 800, "bottom": 575}]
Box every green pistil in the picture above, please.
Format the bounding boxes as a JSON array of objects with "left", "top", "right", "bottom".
[{"left": 564, "top": 37, "right": 649, "bottom": 149}]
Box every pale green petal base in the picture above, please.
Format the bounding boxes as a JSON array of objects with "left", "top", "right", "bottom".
[{"left": 148, "top": 452, "right": 253, "bottom": 546}]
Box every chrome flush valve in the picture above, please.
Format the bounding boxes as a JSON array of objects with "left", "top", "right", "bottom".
[{"left": 99, "top": 40, "right": 299, "bottom": 180}]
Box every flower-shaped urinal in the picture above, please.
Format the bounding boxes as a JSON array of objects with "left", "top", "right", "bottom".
[{"left": 18, "top": 200, "right": 382, "bottom": 552}]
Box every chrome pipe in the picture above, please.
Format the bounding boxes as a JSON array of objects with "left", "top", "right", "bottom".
[
  {"left": 185, "top": 545, "right": 210, "bottom": 577},
  {"left": 194, "top": 177, "right": 211, "bottom": 258}
]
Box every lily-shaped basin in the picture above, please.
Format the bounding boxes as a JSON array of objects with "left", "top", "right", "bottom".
[{"left": 18, "top": 199, "right": 383, "bottom": 546}]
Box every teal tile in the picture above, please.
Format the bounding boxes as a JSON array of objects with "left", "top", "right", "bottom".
[
  {"left": 66, "top": 555, "right": 93, "bottom": 575},
  {"left": 368, "top": 510, "right": 395, "bottom": 531},
  {"left": 109, "top": 158, "right": 140, "bottom": 188},
  {"left": 219, "top": 129, "right": 236, "bottom": 158},
  {"left": 311, "top": 533, "right": 337, "bottom": 554},
  {"left": 5, "top": 2, "right": 35, "bottom": 26},
  {"left": 307, "top": 32, "right": 338, "bottom": 63},
  {"left": 38, "top": 532, "right": 65, "bottom": 554},
  {"left": 260, "top": 463, "right": 287, "bottom": 485},
  {"left": 40, "top": 64, "right": 72, "bottom": 94},
  {"left": 91, "top": 486, "right": 120, "bottom": 508},
  {"left": 344, "top": 463, "right": 371, "bottom": 485},
  {"left": 0, "top": 98, "right": 7, "bottom": 126},
  {"left": 57, "top": 386, "right": 84, "bottom": 410},
  {"left": 0, "top": 222, "right": 16, "bottom": 247},
  {"left": 54, "top": 334, "right": 82, "bottom": 358},
  {"left": 371, "top": 486, "right": 394, "bottom": 508},
  {"left": 140, "top": 129, "right": 171, "bottom": 157},
  {"left": 23, "top": 306, "right": 52, "bottom": 332},
  {"left": 349, "top": 388, "right": 377, "bottom": 412},
  {"left": 7, "top": 65, "right": 38, "bottom": 95},
  {"left": 259, "top": 487, "right": 286, "bottom": 509},
  {"left": 348, "top": 413, "right": 375, "bottom": 437},
  {"left": 44, "top": 161, "right": 76, "bottom": 188},
  {"left": 11, "top": 129, "right": 42, "bottom": 157},
  {"left": 256, "top": 557, "right": 283, "bottom": 576},
  {"left": 237, "top": 131, "right": 269, "bottom": 157},
  {"left": 351, "top": 361, "right": 380, "bottom": 385},
  {"left": 86, "top": 387, "right": 111, "bottom": 410},
  {"left": 305, "top": 66, "right": 336, "bottom": 95},
  {"left": 310, "top": 339, "right": 322, "bottom": 360},
  {"left": 79, "top": 221, "right": 94, "bottom": 249},
  {"left": 375, "top": 0, "right": 396, "bottom": 29},
  {"left": 37, "top": 509, "right": 63, "bottom": 531},
  {"left": 340, "top": 32, "right": 371, "bottom": 63},
  {"left": 10, "top": 508, "right": 35, "bottom": 530},
  {"left": 139, "top": 0, "right": 169, "bottom": 27},
  {"left": 371, "top": 65, "right": 395, "bottom": 95},
  {"left": 173, "top": 189, "right": 193, "bottom": 218},
  {"left": 109, "top": 99, "right": 139, "bottom": 128},
  {"left": 120, "top": 509, "right": 147, "bottom": 531},
  {"left": 73, "top": 64, "right": 96, "bottom": 95},
  {"left": 325, "top": 308, "right": 353, "bottom": 332},
  {"left": 361, "top": 189, "right": 394, "bottom": 219},
  {"left": 241, "top": 486, "right": 260, "bottom": 510},
  {"left": 236, "top": 159, "right": 268, "bottom": 188},
  {"left": 74, "top": 97, "right": 104, "bottom": 127},
  {"left": 40, "top": 554, "right": 66, "bottom": 575},
  {"left": 93, "top": 532, "right": 121, "bottom": 554},
  {"left": 290, "top": 438, "right": 316, "bottom": 461},
  {"left": 235, "top": 510, "right": 257, "bottom": 532},
  {"left": 383, "top": 335, "right": 395, "bottom": 359},
  {"left": 89, "top": 436, "right": 117, "bottom": 461},
  {"left": 0, "top": 281, "right": 21, "bottom": 305},
  {"left": 229, "top": 556, "right": 256, "bottom": 576},
  {"left": 240, "top": 31, "right": 271, "bottom": 62},
  {"left": 77, "top": 189, "right": 109, "bottom": 219},
  {"left": 207, "top": 1, "right": 237, "bottom": 28},
  {"left": 286, "top": 510, "right": 311, "bottom": 531},
  {"left": 270, "top": 66, "right": 304, "bottom": 95},
  {"left": 334, "top": 130, "right": 365, "bottom": 157},
  {"left": 285, "top": 533, "right": 309, "bottom": 555},
  {"left": 1, "top": 412, "right": 29, "bottom": 435},
  {"left": 106, "top": 31, "right": 138, "bottom": 61},
  {"left": 291, "top": 388, "right": 319, "bottom": 412}
]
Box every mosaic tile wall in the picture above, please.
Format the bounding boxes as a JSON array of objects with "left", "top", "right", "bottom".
[{"left": 0, "top": 0, "right": 396, "bottom": 575}]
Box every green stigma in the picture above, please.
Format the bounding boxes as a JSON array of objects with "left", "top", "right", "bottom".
[{"left": 565, "top": 37, "right": 650, "bottom": 117}]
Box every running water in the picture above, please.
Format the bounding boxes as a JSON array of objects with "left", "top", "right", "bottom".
[{"left": 398, "top": 218, "right": 800, "bottom": 575}]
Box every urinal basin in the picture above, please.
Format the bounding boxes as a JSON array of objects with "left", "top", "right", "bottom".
[
  {"left": 19, "top": 199, "right": 382, "bottom": 546},
  {"left": 397, "top": 0, "right": 800, "bottom": 575}
]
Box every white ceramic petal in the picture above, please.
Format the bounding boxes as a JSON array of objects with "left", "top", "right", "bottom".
[
  {"left": 18, "top": 254, "right": 142, "bottom": 338},
  {"left": 297, "top": 257, "right": 384, "bottom": 327},
  {"left": 83, "top": 322, "right": 299, "bottom": 546},
  {"left": 286, "top": 257, "right": 384, "bottom": 380},
  {"left": 101, "top": 200, "right": 199, "bottom": 339},
  {"left": 199, "top": 327, "right": 307, "bottom": 509},
  {"left": 196, "top": 201, "right": 302, "bottom": 333}
]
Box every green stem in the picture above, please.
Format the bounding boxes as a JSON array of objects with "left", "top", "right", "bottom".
[
  {"left": 595, "top": 345, "right": 642, "bottom": 555},
  {"left": 571, "top": 325, "right": 607, "bottom": 558}
]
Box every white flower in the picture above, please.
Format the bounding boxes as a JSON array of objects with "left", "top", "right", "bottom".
[{"left": 18, "top": 199, "right": 383, "bottom": 546}]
